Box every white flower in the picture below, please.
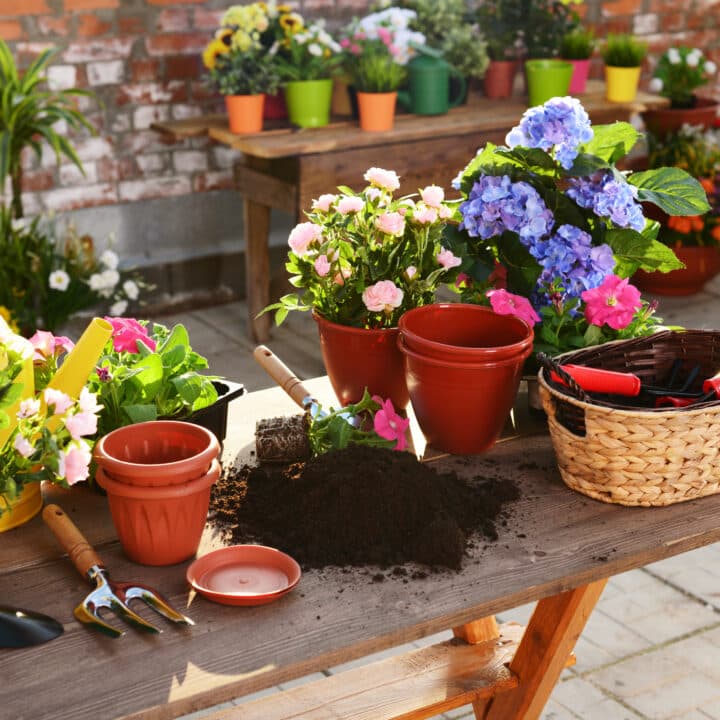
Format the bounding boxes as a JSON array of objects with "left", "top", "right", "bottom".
[
  {"left": 308, "top": 42, "right": 323, "bottom": 57},
  {"left": 13, "top": 434, "right": 34, "bottom": 459},
  {"left": 11, "top": 217, "right": 27, "bottom": 232},
  {"left": 49, "top": 269, "right": 70, "bottom": 291},
  {"left": 648, "top": 77, "right": 663, "bottom": 93},
  {"left": 705, "top": 61, "right": 717, "bottom": 75},
  {"left": 667, "top": 48, "right": 681, "bottom": 65},
  {"left": 89, "top": 269, "right": 120, "bottom": 298},
  {"left": 109, "top": 299, "right": 128, "bottom": 317},
  {"left": 122, "top": 279, "right": 139, "bottom": 301},
  {"left": 99, "top": 249, "right": 119, "bottom": 269},
  {"left": 686, "top": 51, "right": 701, "bottom": 68}
]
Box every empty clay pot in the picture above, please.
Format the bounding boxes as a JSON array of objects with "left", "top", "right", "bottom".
[
  {"left": 398, "top": 335, "right": 531, "bottom": 455},
  {"left": 399, "top": 304, "right": 533, "bottom": 362},
  {"left": 94, "top": 420, "right": 220, "bottom": 486},
  {"left": 95, "top": 459, "right": 220, "bottom": 566}
]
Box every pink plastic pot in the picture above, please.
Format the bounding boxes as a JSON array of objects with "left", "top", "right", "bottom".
[
  {"left": 399, "top": 335, "right": 531, "bottom": 455},
  {"left": 94, "top": 420, "right": 220, "bottom": 486},
  {"left": 399, "top": 304, "right": 533, "bottom": 362},
  {"left": 96, "top": 459, "right": 220, "bottom": 566}
]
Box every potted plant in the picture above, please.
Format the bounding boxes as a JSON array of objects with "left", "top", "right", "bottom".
[
  {"left": 601, "top": 33, "right": 648, "bottom": 102},
  {"left": 644, "top": 46, "right": 719, "bottom": 137},
  {"left": 202, "top": 4, "right": 281, "bottom": 134},
  {"left": 560, "top": 26, "right": 596, "bottom": 93},
  {"left": 274, "top": 21, "right": 343, "bottom": 128},
  {"left": 443, "top": 96, "right": 709, "bottom": 369},
  {"left": 264, "top": 168, "right": 461, "bottom": 409},
  {"left": 476, "top": 0, "right": 523, "bottom": 98},
  {"left": 520, "top": 0, "right": 580, "bottom": 60}
]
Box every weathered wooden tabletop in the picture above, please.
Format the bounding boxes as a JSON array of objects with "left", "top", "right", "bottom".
[{"left": 1, "top": 378, "right": 718, "bottom": 720}]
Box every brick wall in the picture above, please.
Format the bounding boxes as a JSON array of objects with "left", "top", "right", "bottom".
[{"left": 1, "top": 0, "right": 719, "bottom": 218}]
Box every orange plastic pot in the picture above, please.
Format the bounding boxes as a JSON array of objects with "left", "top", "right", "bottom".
[
  {"left": 96, "top": 459, "right": 220, "bottom": 566},
  {"left": 356, "top": 91, "right": 397, "bottom": 132},
  {"left": 398, "top": 336, "right": 531, "bottom": 455},
  {"left": 313, "top": 311, "right": 409, "bottom": 409},
  {"left": 93, "top": 420, "right": 220, "bottom": 486},
  {"left": 225, "top": 94, "right": 264, "bottom": 134},
  {"left": 399, "top": 304, "right": 533, "bottom": 362}
]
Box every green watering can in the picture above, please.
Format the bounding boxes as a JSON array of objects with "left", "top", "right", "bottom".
[{"left": 398, "top": 48, "right": 467, "bottom": 116}]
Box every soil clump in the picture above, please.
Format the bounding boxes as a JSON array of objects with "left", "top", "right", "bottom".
[{"left": 210, "top": 445, "right": 519, "bottom": 572}]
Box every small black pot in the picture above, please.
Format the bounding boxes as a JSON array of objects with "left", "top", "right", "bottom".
[{"left": 183, "top": 379, "right": 245, "bottom": 445}]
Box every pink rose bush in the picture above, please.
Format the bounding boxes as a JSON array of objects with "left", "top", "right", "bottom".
[{"left": 267, "top": 167, "right": 461, "bottom": 329}]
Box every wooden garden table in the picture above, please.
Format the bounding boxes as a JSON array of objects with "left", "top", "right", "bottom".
[
  {"left": 152, "top": 82, "right": 668, "bottom": 344},
  {"left": 1, "top": 376, "right": 714, "bottom": 720}
]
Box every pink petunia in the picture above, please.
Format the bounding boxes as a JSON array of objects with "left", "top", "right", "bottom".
[
  {"left": 486, "top": 289, "right": 540, "bottom": 327},
  {"left": 17, "top": 398, "right": 40, "bottom": 419},
  {"left": 376, "top": 26, "right": 392, "bottom": 46},
  {"left": 64, "top": 411, "right": 98, "bottom": 440},
  {"left": 364, "top": 167, "right": 400, "bottom": 192},
  {"left": 414, "top": 206, "right": 438, "bottom": 225},
  {"left": 376, "top": 211, "right": 405, "bottom": 236},
  {"left": 312, "top": 193, "right": 337, "bottom": 212},
  {"left": 581, "top": 274, "right": 642, "bottom": 330},
  {"left": 61, "top": 442, "right": 92, "bottom": 485},
  {"left": 13, "top": 434, "right": 34, "bottom": 459},
  {"left": 105, "top": 317, "right": 156, "bottom": 353},
  {"left": 314, "top": 254, "right": 331, "bottom": 277},
  {"left": 420, "top": 185, "right": 444, "bottom": 208},
  {"left": 455, "top": 272, "right": 471, "bottom": 289},
  {"left": 436, "top": 247, "right": 462, "bottom": 269},
  {"left": 362, "top": 280, "right": 404, "bottom": 313},
  {"left": 78, "top": 387, "right": 103, "bottom": 415},
  {"left": 372, "top": 396, "right": 410, "bottom": 451},
  {"left": 336, "top": 196, "right": 364, "bottom": 214},
  {"left": 288, "top": 222, "right": 322, "bottom": 257},
  {"left": 44, "top": 388, "right": 74, "bottom": 416},
  {"left": 28, "top": 330, "right": 54, "bottom": 359}
]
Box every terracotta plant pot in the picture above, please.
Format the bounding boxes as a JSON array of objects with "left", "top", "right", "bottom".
[
  {"left": 313, "top": 311, "right": 409, "bottom": 409},
  {"left": 93, "top": 420, "right": 220, "bottom": 486},
  {"left": 96, "top": 460, "right": 220, "bottom": 566},
  {"left": 567, "top": 58, "right": 591, "bottom": 94},
  {"left": 225, "top": 94, "right": 265, "bottom": 134},
  {"left": 356, "top": 91, "right": 397, "bottom": 132},
  {"left": 633, "top": 245, "right": 720, "bottom": 296},
  {"left": 604, "top": 65, "right": 641, "bottom": 103},
  {"left": 398, "top": 336, "right": 531, "bottom": 455},
  {"left": 399, "top": 304, "right": 533, "bottom": 362},
  {"left": 483, "top": 59, "right": 517, "bottom": 99},
  {"left": 641, "top": 97, "right": 719, "bottom": 138}
]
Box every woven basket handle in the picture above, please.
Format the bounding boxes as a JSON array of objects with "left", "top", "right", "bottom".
[{"left": 537, "top": 353, "right": 590, "bottom": 403}]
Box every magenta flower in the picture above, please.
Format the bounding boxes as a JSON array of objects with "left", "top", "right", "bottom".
[
  {"left": 288, "top": 222, "right": 322, "bottom": 256},
  {"left": 376, "top": 211, "right": 405, "bottom": 236},
  {"left": 420, "top": 185, "right": 444, "bottom": 208},
  {"left": 364, "top": 167, "right": 400, "bottom": 192},
  {"left": 487, "top": 289, "right": 540, "bottom": 327},
  {"left": 362, "top": 280, "right": 404, "bottom": 313},
  {"left": 372, "top": 396, "right": 410, "bottom": 451},
  {"left": 314, "top": 254, "right": 331, "bottom": 277},
  {"left": 105, "top": 317, "right": 156, "bottom": 353},
  {"left": 436, "top": 247, "right": 462, "bottom": 269},
  {"left": 581, "top": 274, "right": 642, "bottom": 330}
]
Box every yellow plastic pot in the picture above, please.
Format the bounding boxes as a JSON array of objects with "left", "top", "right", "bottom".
[
  {"left": 605, "top": 65, "right": 641, "bottom": 103},
  {"left": 0, "top": 482, "right": 42, "bottom": 532}
]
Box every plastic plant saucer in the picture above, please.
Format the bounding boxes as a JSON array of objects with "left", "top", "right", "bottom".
[{"left": 186, "top": 545, "right": 302, "bottom": 606}]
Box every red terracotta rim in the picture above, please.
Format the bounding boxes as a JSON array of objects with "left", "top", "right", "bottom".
[
  {"left": 312, "top": 311, "right": 398, "bottom": 336},
  {"left": 397, "top": 335, "right": 532, "bottom": 369}
]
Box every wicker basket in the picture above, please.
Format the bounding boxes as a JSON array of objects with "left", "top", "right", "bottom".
[{"left": 538, "top": 330, "right": 720, "bottom": 507}]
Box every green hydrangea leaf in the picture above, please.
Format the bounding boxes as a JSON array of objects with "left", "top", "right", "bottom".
[
  {"left": 606, "top": 228, "right": 685, "bottom": 276},
  {"left": 629, "top": 168, "right": 711, "bottom": 216},
  {"left": 580, "top": 122, "right": 641, "bottom": 163}
]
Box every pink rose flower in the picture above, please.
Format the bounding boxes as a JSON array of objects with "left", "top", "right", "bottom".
[
  {"left": 376, "top": 211, "right": 405, "bottom": 236},
  {"left": 372, "top": 396, "right": 410, "bottom": 451},
  {"left": 340, "top": 38, "right": 350, "bottom": 48},
  {"left": 314, "top": 254, "right": 331, "bottom": 277},
  {"left": 61, "top": 442, "right": 92, "bottom": 485},
  {"left": 365, "top": 187, "right": 383, "bottom": 203},
  {"left": 288, "top": 222, "right": 322, "bottom": 257},
  {"left": 13, "top": 434, "right": 34, "bottom": 459},
  {"left": 336, "top": 196, "right": 364, "bottom": 214},
  {"left": 486, "top": 289, "right": 540, "bottom": 327},
  {"left": 436, "top": 247, "right": 462, "bottom": 269},
  {"left": 438, "top": 205, "right": 453, "bottom": 220},
  {"left": 362, "top": 280, "right": 404, "bottom": 313},
  {"left": 582, "top": 275, "right": 642, "bottom": 330},
  {"left": 44, "top": 388, "right": 74, "bottom": 416},
  {"left": 364, "top": 167, "right": 400, "bottom": 192},
  {"left": 312, "top": 193, "right": 337, "bottom": 212},
  {"left": 414, "top": 206, "right": 438, "bottom": 225},
  {"left": 420, "top": 185, "right": 444, "bottom": 208},
  {"left": 105, "top": 317, "right": 156, "bottom": 353},
  {"left": 64, "top": 411, "right": 99, "bottom": 440}
]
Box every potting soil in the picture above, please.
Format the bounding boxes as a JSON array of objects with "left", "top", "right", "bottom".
[{"left": 209, "top": 445, "right": 519, "bottom": 571}]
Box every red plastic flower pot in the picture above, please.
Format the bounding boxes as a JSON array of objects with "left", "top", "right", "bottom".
[
  {"left": 399, "top": 304, "right": 533, "bottom": 362},
  {"left": 93, "top": 420, "right": 220, "bottom": 486},
  {"left": 95, "top": 459, "right": 220, "bottom": 566},
  {"left": 313, "top": 311, "right": 409, "bottom": 410},
  {"left": 398, "top": 335, "right": 531, "bottom": 455}
]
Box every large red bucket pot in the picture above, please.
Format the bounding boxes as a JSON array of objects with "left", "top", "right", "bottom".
[
  {"left": 96, "top": 459, "right": 220, "bottom": 566},
  {"left": 94, "top": 420, "right": 220, "bottom": 486},
  {"left": 313, "top": 311, "right": 409, "bottom": 409},
  {"left": 399, "top": 304, "right": 533, "bottom": 362}
]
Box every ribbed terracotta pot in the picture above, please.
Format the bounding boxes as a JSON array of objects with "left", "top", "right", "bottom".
[
  {"left": 641, "top": 97, "right": 719, "bottom": 138},
  {"left": 313, "top": 311, "right": 409, "bottom": 409},
  {"left": 633, "top": 246, "right": 720, "bottom": 296}
]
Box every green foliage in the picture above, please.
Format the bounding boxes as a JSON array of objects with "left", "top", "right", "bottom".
[
  {"left": 601, "top": 33, "right": 648, "bottom": 68},
  {"left": 560, "top": 27, "right": 595, "bottom": 60},
  {"left": 274, "top": 23, "right": 344, "bottom": 81},
  {"left": 0, "top": 39, "right": 96, "bottom": 219},
  {"left": 206, "top": 49, "right": 280, "bottom": 95},
  {"left": 520, "top": 0, "right": 580, "bottom": 59},
  {"left": 352, "top": 44, "right": 407, "bottom": 92},
  {"left": 476, "top": 0, "right": 524, "bottom": 60},
  {"left": 628, "top": 167, "right": 711, "bottom": 216},
  {"left": 647, "top": 124, "right": 720, "bottom": 180}
]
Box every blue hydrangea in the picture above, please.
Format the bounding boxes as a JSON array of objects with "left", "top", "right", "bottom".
[
  {"left": 505, "top": 97, "right": 594, "bottom": 170},
  {"left": 459, "top": 175, "right": 554, "bottom": 244},
  {"left": 567, "top": 171, "right": 646, "bottom": 232}
]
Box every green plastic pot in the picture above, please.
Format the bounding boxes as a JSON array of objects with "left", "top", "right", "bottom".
[
  {"left": 525, "top": 59, "right": 573, "bottom": 107},
  {"left": 285, "top": 79, "right": 334, "bottom": 128}
]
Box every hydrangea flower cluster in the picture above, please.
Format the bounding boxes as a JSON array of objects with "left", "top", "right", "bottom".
[
  {"left": 449, "top": 96, "right": 709, "bottom": 356},
  {"left": 268, "top": 167, "right": 460, "bottom": 329}
]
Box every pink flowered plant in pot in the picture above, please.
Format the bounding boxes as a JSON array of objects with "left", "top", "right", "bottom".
[{"left": 265, "top": 166, "right": 462, "bottom": 409}]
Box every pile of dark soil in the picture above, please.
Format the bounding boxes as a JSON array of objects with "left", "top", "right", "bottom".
[{"left": 210, "top": 445, "right": 520, "bottom": 571}]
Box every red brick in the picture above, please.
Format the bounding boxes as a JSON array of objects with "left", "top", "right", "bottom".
[
  {"left": 0, "top": 0, "right": 48, "bottom": 15},
  {"left": 193, "top": 170, "right": 234, "bottom": 192},
  {"left": 129, "top": 58, "right": 160, "bottom": 82},
  {"left": 145, "top": 32, "right": 207, "bottom": 57},
  {"left": 118, "top": 14, "right": 146, "bottom": 34},
  {"left": 36, "top": 15, "right": 71, "bottom": 36},
  {"left": 64, "top": 0, "right": 118, "bottom": 9},
  {"left": 165, "top": 54, "right": 201, "bottom": 80},
  {"left": 95, "top": 157, "right": 135, "bottom": 182},
  {"left": 193, "top": 8, "right": 223, "bottom": 30},
  {"left": 601, "top": 0, "right": 642, "bottom": 16},
  {"left": 77, "top": 13, "right": 112, "bottom": 36},
  {"left": 62, "top": 37, "right": 135, "bottom": 62},
  {"left": 116, "top": 80, "right": 187, "bottom": 106},
  {"left": 156, "top": 8, "right": 191, "bottom": 32},
  {"left": 22, "top": 168, "right": 54, "bottom": 192},
  {"left": 118, "top": 176, "right": 192, "bottom": 202},
  {"left": 146, "top": 0, "right": 199, "bottom": 4},
  {"left": 42, "top": 183, "right": 118, "bottom": 211},
  {"left": 190, "top": 80, "right": 217, "bottom": 101},
  {"left": 0, "top": 19, "right": 22, "bottom": 40}
]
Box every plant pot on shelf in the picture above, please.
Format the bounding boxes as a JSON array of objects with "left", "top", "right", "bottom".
[
  {"left": 356, "top": 91, "right": 397, "bottom": 132},
  {"left": 567, "top": 58, "right": 591, "bottom": 94},
  {"left": 633, "top": 245, "right": 720, "bottom": 296},
  {"left": 604, "top": 65, "right": 641, "bottom": 103},
  {"left": 641, "top": 97, "right": 719, "bottom": 138},
  {"left": 182, "top": 379, "right": 245, "bottom": 445},
  {"left": 525, "top": 59, "right": 573, "bottom": 107},
  {"left": 0, "top": 482, "right": 42, "bottom": 533},
  {"left": 225, "top": 94, "right": 265, "bottom": 134},
  {"left": 332, "top": 76, "right": 355, "bottom": 117},
  {"left": 313, "top": 311, "right": 409, "bottom": 410},
  {"left": 483, "top": 59, "right": 517, "bottom": 99},
  {"left": 263, "top": 89, "right": 287, "bottom": 120},
  {"left": 284, "top": 79, "right": 334, "bottom": 128}
]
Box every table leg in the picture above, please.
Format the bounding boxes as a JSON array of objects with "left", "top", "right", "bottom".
[
  {"left": 242, "top": 195, "right": 272, "bottom": 343},
  {"left": 481, "top": 578, "right": 607, "bottom": 720}
]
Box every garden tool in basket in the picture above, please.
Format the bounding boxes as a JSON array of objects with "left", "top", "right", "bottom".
[{"left": 43, "top": 504, "right": 194, "bottom": 638}]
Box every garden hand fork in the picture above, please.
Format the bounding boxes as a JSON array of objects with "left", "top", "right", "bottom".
[{"left": 43, "top": 504, "right": 194, "bottom": 638}]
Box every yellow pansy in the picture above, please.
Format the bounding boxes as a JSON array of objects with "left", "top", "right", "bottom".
[
  {"left": 215, "top": 27, "right": 233, "bottom": 46},
  {"left": 280, "top": 12, "right": 303, "bottom": 33},
  {"left": 202, "top": 38, "right": 229, "bottom": 69}
]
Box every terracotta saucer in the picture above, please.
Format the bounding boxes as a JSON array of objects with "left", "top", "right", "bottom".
[{"left": 186, "top": 545, "right": 301, "bottom": 606}]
